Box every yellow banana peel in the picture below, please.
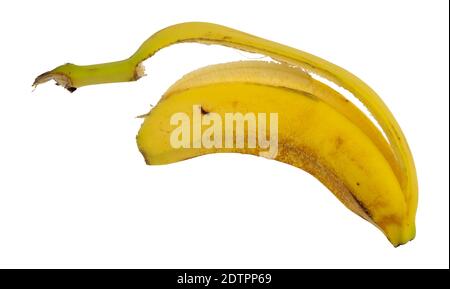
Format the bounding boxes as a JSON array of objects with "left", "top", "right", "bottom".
[{"left": 34, "top": 22, "right": 418, "bottom": 246}]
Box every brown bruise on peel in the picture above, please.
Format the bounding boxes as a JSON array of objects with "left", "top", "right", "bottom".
[
  {"left": 275, "top": 138, "right": 376, "bottom": 226},
  {"left": 335, "top": 136, "right": 344, "bottom": 149},
  {"left": 377, "top": 214, "right": 403, "bottom": 233}
]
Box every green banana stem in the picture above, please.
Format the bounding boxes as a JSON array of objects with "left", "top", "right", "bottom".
[
  {"left": 34, "top": 22, "right": 417, "bottom": 234},
  {"left": 33, "top": 60, "right": 143, "bottom": 91}
]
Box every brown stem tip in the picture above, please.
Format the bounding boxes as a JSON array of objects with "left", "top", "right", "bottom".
[{"left": 33, "top": 72, "right": 76, "bottom": 92}]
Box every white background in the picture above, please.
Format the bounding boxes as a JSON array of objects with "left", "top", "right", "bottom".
[{"left": 0, "top": 0, "right": 448, "bottom": 268}]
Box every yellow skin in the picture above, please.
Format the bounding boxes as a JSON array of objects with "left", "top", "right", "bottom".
[
  {"left": 34, "top": 22, "right": 417, "bottom": 246},
  {"left": 138, "top": 61, "right": 408, "bottom": 245}
]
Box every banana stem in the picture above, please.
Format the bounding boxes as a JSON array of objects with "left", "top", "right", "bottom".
[{"left": 33, "top": 60, "right": 143, "bottom": 91}]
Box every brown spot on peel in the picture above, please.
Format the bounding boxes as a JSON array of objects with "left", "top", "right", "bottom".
[
  {"left": 335, "top": 136, "right": 344, "bottom": 149},
  {"left": 200, "top": 106, "right": 210, "bottom": 115}
]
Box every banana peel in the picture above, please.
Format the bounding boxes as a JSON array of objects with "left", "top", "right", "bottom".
[{"left": 34, "top": 22, "right": 418, "bottom": 246}]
